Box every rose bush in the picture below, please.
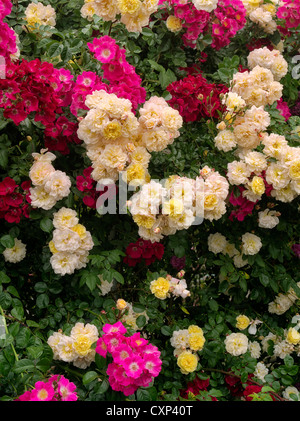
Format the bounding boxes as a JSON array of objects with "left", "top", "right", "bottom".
[{"left": 0, "top": 0, "right": 299, "bottom": 403}]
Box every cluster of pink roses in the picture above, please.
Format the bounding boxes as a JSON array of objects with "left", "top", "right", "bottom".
[
  {"left": 160, "top": 0, "right": 246, "bottom": 50},
  {"left": 211, "top": 0, "right": 247, "bottom": 50},
  {"left": 0, "top": 0, "right": 18, "bottom": 63},
  {"left": 96, "top": 322, "right": 162, "bottom": 396},
  {"left": 87, "top": 35, "right": 146, "bottom": 112},
  {"left": 70, "top": 70, "right": 109, "bottom": 117},
  {"left": 277, "top": 0, "right": 300, "bottom": 29},
  {"left": 16, "top": 375, "right": 78, "bottom": 401}
]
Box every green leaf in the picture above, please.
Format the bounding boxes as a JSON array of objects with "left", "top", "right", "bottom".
[
  {"left": 36, "top": 294, "right": 49, "bottom": 309},
  {"left": 259, "top": 273, "right": 269, "bottom": 287},
  {"left": 111, "top": 270, "right": 124, "bottom": 285},
  {"left": 48, "top": 42, "right": 64, "bottom": 58},
  {"left": 26, "top": 320, "right": 40, "bottom": 328},
  {"left": 239, "top": 278, "right": 247, "bottom": 292},
  {"left": 83, "top": 371, "right": 99, "bottom": 385},
  {"left": 40, "top": 218, "right": 53, "bottom": 233},
  {"left": 36, "top": 357, "right": 51, "bottom": 372},
  {"left": 14, "top": 359, "right": 35, "bottom": 373},
  {"left": 136, "top": 388, "right": 151, "bottom": 401},
  {"left": 0, "top": 149, "right": 8, "bottom": 169},
  {"left": 0, "top": 235, "right": 15, "bottom": 249},
  {"left": 161, "top": 325, "right": 172, "bottom": 336},
  {"left": 208, "top": 299, "right": 219, "bottom": 311},
  {"left": 10, "top": 306, "right": 24, "bottom": 321},
  {"left": 95, "top": 353, "right": 106, "bottom": 370},
  {"left": 6, "top": 286, "right": 19, "bottom": 298},
  {"left": 98, "top": 378, "right": 109, "bottom": 394},
  {"left": 0, "top": 272, "right": 10, "bottom": 284},
  {"left": 136, "top": 315, "right": 146, "bottom": 328},
  {"left": 85, "top": 273, "right": 99, "bottom": 291}
]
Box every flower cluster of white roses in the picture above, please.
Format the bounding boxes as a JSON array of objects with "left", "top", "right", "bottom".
[
  {"left": 261, "top": 318, "right": 300, "bottom": 361},
  {"left": 170, "top": 325, "right": 206, "bottom": 357},
  {"left": 29, "top": 150, "right": 71, "bottom": 211},
  {"left": 47, "top": 322, "right": 99, "bottom": 369},
  {"left": 215, "top": 47, "right": 284, "bottom": 153},
  {"left": 49, "top": 207, "right": 94, "bottom": 276},
  {"left": 81, "top": 0, "right": 159, "bottom": 33},
  {"left": 128, "top": 166, "right": 229, "bottom": 242},
  {"left": 242, "top": 0, "right": 279, "bottom": 34},
  {"left": 215, "top": 48, "right": 300, "bottom": 207},
  {"left": 207, "top": 231, "right": 262, "bottom": 268},
  {"left": 268, "top": 282, "right": 300, "bottom": 315},
  {"left": 77, "top": 91, "right": 182, "bottom": 187},
  {"left": 25, "top": 1, "right": 56, "bottom": 30},
  {"left": 227, "top": 135, "right": 300, "bottom": 204},
  {"left": 247, "top": 47, "right": 288, "bottom": 82}
]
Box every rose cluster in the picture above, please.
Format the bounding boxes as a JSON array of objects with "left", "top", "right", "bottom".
[
  {"left": 0, "top": 177, "right": 30, "bottom": 223},
  {"left": 123, "top": 237, "right": 164, "bottom": 267},
  {"left": 47, "top": 322, "right": 99, "bottom": 369},
  {"left": 170, "top": 325, "right": 205, "bottom": 374},
  {"left": 167, "top": 71, "right": 228, "bottom": 122},
  {"left": 77, "top": 90, "right": 182, "bottom": 186},
  {"left": 150, "top": 271, "right": 190, "bottom": 300},
  {"left": 162, "top": 0, "right": 246, "bottom": 50},
  {"left": 129, "top": 167, "right": 229, "bottom": 242},
  {"left": 227, "top": 136, "right": 300, "bottom": 204},
  {"left": 16, "top": 375, "right": 77, "bottom": 401},
  {"left": 87, "top": 35, "right": 146, "bottom": 112},
  {"left": 207, "top": 231, "right": 263, "bottom": 268},
  {"left": 24, "top": 1, "right": 56, "bottom": 31},
  {"left": 81, "top": 0, "right": 159, "bottom": 33},
  {"left": 0, "top": 59, "right": 78, "bottom": 155},
  {"left": 95, "top": 321, "right": 162, "bottom": 396},
  {"left": 49, "top": 207, "right": 94, "bottom": 276},
  {"left": 29, "top": 150, "right": 71, "bottom": 210},
  {"left": 0, "top": 0, "right": 19, "bottom": 63},
  {"left": 277, "top": 0, "right": 300, "bottom": 30}
]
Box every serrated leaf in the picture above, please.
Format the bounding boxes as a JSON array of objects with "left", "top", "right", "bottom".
[{"left": 14, "top": 359, "right": 35, "bottom": 373}]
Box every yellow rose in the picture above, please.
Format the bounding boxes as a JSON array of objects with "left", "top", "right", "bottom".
[
  {"left": 103, "top": 121, "right": 122, "bottom": 141},
  {"left": 116, "top": 299, "right": 127, "bottom": 310},
  {"left": 188, "top": 332, "right": 206, "bottom": 351},
  {"left": 188, "top": 325, "right": 204, "bottom": 335},
  {"left": 150, "top": 277, "right": 170, "bottom": 300},
  {"left": 133, "top": 214, "right": 156, "bottom": 229},
  {"left": 249, "top": 176, "right": 265, "bottom": 196},
  {"left": 286, "top": 327, "right": 300, "bottom": 345},
  {"left": 73, "top": 334, "right": 93, "bottom": 357},
  {"left": 177, "top": 350, "right": 198, "bottom": 374},
  {"left": 166, "top": 15, "right": 182, "bottom": 32},
  {"left": 71, "top": 224, "right": 86, "bottom": 239},
  {"left": 236, "top": 315, "right": 250, "bottom": 330}
]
